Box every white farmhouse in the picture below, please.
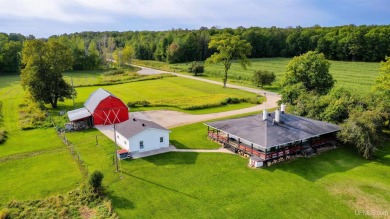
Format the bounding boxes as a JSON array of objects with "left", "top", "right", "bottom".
[{"left": 114, "top": 118, "right": 171, "bottom": 153}]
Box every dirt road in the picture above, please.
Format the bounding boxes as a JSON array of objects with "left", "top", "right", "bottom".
[{"left": 132, "top": 65, "right": 281, "bottom": 128}]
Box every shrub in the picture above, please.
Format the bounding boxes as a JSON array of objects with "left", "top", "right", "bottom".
[
  {"left": 103, "top": 69, "right": 125, "bottom": 76},
  {"left": 252, "top": 70, "right": 276, "bottom": 88},
  {"left": 0, "top": 129, "right": 6, "bottom": 144},
  {"left": 127, "top": 100, "right": 151, "bottom": 108},
  {"left": 188, "top": 62, "right": 205, "bottom": 76},
  {"left": 0, "top": 208, "right": 9, "bottom": 219},
  {"left": 89, "top": 171, "right": 104, "bottom": 193}
]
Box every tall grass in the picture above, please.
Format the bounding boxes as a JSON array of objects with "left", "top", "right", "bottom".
[
  {"left": 0, "top": 101, "right": 6, "bottom": 144},
  {"left": 1, "top": 184, "right": 117, "bottom": 219},
  {"left": 136, "top": 58, "right": 380, "bottom": 94}
]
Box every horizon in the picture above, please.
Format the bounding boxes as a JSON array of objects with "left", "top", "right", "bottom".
[{"left": 1, "top": 0, "right": 389, "bottom": 38}]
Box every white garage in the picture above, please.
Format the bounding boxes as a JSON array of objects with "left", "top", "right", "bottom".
[{"left": 114, "top": 118, "right": 171, "bottom": 153}]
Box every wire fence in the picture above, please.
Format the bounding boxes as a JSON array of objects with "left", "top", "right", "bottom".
[{"left": 52, "top": 118, "right": 89, "bottom": 178}]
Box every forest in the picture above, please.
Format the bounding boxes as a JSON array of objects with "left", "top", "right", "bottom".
[{"left": 1, "top": 24, "right": 390, "bottom": 74}]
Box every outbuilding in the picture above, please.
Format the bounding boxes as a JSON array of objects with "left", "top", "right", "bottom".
[
  {"left": 67, "top": 88, "right": 129, "bottom": 126},
  {"left": 205, "top": 106, "right": 341, "bottom": 167},
  {"left": 114, "top": 118, "right": 171, "bottom": 154}
]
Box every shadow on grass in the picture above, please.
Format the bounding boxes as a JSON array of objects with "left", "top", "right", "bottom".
[
  {"left": 134, "top": 152, "right": 199, "bottom": 166},
  {"left": 121, "top": 170, "right": 199, "bottom": 200},
  {"left": 110, "top": 195, "right": 135, "bottom": 209},
  {"left": 170, "top": 140, "right": 190, "bottom": 149},
  {"left": 373, "top": 141, "right": 390, "bottom": 166},
  {"left": 267, "top": 145, "right": 370, "bottom": 182}
]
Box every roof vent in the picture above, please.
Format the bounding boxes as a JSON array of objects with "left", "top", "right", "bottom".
[
  {"left": 133, "top": 118, "right": 136, "bottom": 121},
  {"left": 142, "top": 123, "right": 145, "bottom": 126},
  {"left": 262, "top": 109, "right": 267, "bottom": 120},
  {"left": 281, "top": 104, "right": 286, "bottom": 114},
  {"left": 275, "top": 109, "right": 281, "bottom": 123}
]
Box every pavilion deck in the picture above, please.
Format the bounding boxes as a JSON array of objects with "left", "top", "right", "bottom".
[{"left": 207, "top": 131, "right": 337, "bottom": 163}]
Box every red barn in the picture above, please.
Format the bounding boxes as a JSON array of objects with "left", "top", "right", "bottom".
[
  {"left": 67, "top": 88, "right": 129, "bottom": 126},
  {"left": 84, "top": 88, "right": 129, "bottom": 125}
]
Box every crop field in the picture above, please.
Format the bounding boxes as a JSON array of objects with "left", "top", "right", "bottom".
[
  {"left": 136, "top": 58, "right": 381, "bottom": 94},
  {"left": 58, "top": 76, "right": 261, "bottom": 113}
]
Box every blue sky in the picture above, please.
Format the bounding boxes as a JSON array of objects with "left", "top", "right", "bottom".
[{"left": 0, "top": 0, "right": 389, "bottom": 38}]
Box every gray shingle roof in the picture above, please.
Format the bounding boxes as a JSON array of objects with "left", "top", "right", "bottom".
[
  {"left": 84, "top": 88, "right": 116, "bottom": 112},
  {"left": 205, "top": 112, "right": 340, "bottom": 149},
  {"left": 115, "top": 118, "right": 170, "bottom": 139}
]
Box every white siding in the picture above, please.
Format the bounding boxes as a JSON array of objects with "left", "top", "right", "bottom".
[
  {"left": 117, "top": 128, "right": 170, "bottom": 153},
  {"left": 116, "top": 132, "right": 130, "bottom": 151}
]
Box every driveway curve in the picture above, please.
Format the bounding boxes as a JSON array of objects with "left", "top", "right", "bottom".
[{"left": 132, "top": 65, "right": 281, "bottom": 128}]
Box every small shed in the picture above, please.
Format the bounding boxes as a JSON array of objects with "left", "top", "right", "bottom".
[
  {"left": 114, "top": 118, "right": 171, "bottom": 153},
  {"left": 84, "top": 88, "right": 129, "bottom": 125}
]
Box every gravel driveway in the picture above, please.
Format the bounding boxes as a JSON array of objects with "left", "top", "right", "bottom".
[{"left": 132, "top": 65, "right": 281, "bottom": 128}]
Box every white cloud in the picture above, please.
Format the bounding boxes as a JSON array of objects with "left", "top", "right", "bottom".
[
  {"left": 0, "top": 0, "right": 332, "bottom": 25},
  {"left": 0, "top": 0, "right": 387, "bottom": 37}
]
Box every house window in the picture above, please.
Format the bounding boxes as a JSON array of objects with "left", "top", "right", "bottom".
[
  {"left": 160, "top": 137, "right": 164, "bottom": 143},
  {"left": 140, "top": 141, "right": 144, "bottom": 149},
  {"left": 124, "top": 141, "right": 127, "bottom": 145},
  {"left": 117, "top": 135, "right": 119, "bottom": 139}
]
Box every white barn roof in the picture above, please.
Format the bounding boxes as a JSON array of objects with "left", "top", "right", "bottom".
[
  {"left": 67, "top": 107, "right": 91, "bottom": 121},
  {"left": 115, "top": 118, "right": 170, "bottom": 139},
  {"left": 84, "top": 88, "right": 116, "bottom": 112}
]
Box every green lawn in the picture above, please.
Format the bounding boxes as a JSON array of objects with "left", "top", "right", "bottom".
[
  {"left": 170, "top": 111, "right": 263, "bottom": 149},
  {"left": 58, "top": 77, "right": 261, "bottom": 113},
  {"left": 0, "top": 74, "right": 84, "bottom": 205},
  {"left": 135, "top": 58, "right": 380, "bottom": 94},
  {"left": 0, "top": 149, "right": 83, "bottom": 204},
  {"left": 170, "top": 122, "right": 220, "bottom": 149},
  {"left": 65, "top": 125, "right": 390, "bottom": 218}
]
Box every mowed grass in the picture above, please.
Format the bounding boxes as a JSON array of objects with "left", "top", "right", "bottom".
[
  {"left": 136, "top": 58, "right": 380, "bottom": 94},
  {"left": 170, "top": 111, "right": 263, "bottom": 149},
  {"left": 0, "top": 74, "right": 84, "bottom": 205},
  {"left": 58, "top": 77, "right": 259, "bottom": 113},
  {"left": 65, "top": 124, "right": 390, "bottom": 218},
  {"left": 0, "top": 75, "right": 65, "bottom": 157},
  {"left": 0, "top": 150, "right": 83, "bottom": 204}
]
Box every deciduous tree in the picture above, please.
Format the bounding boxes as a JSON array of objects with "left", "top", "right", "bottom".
[
  {"left": 252, "top": 70, "right": 276, "bottom": 88},
  {"left": 206, "top": 33, "right": 252, "bottom": 87},
  {"left": 338, "top": 109, "right": 384, "bottom": 159},
  {"left": 21, "top": 40, "right": 75, "bottom": 108},
  {"left": 282, "top": 51, "right": 334, "bottom": 95},
  {"left": 122, "top": 44, "right": 134, "bottom": 65},
  {"left": 374, "top": 56, "right": 390, "bottom": 99}
]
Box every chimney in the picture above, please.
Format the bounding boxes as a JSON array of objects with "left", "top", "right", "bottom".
[
  {"left": 262, "top": 109, "right": 268, "bottom": 120},
  {"left": 275, "top": 109, "right": 281, "bottom": 123},
  {"left": 281, "top": 104, "right": 286, "bottom": 114}
]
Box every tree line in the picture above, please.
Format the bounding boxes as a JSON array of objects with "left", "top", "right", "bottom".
[
  {"left": 279, "top": 51, "right": 390, "bottom": 159},
  {"left": 1, "top": 24, "right": 390, "bottom": 74},
  {"left": 66, "top": 24, "right": 390, "bottom": 63}
]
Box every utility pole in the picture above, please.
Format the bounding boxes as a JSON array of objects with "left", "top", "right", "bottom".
[
  {"left": 71, "top": 77, "right": 75, "bottom": 109},
  {"left": 114, "top": 123, "right": 119, "bottom": 172}
]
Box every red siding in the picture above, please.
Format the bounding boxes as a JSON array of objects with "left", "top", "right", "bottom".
[{"left": 92, "top": 96, "right": 129, "bottom": 125}]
